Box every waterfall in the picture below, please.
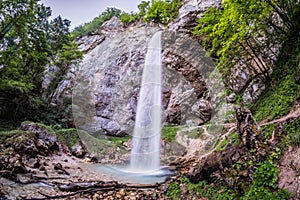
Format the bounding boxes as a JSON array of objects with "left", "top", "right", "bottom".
[{"left": 130, "top": 31, "right": 162, "bottom": 171}]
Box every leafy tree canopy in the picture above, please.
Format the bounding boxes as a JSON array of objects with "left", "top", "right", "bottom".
[
  {"left": 0, "top": 0, "right": 82, "bottom": 124},
  {"left": 144, "top": 0, "right": 181, "bottom": 24},
  {"left": 73, "top": 0, "right": 182, "bottom": 38},
  {"left": 193, "top": 0, "right": 300, "bottom": 82}
]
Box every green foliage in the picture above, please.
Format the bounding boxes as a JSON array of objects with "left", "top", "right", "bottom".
[
  {"left": 117, "top": 1, "right": 150, "bottom": 25},
  {"left": 283, "top": 118, "right": 300, "bottom": 146},
  {"left": 119, "top": 12, "right": 139, "bottom": 24},
  {"left": 56, "top": 128, "right": 79, "bottom": 149},
  {"left": 265, "top": 0, "right": 300, "bottom": 40},
  {"left": 45, "top": 41, "right": 82, "bottom": 98},
  {"left": 184, "top": 159, "right": 288, "bottom": 199},
  {"left": 254, "top": 50, "right": 300, "bottom": 122},
  {"left": 224, "top": 109, "right": 236, "bottom": 123},
  {"left": 0, "top": 0, "right": 50, "bottom": 98},
  {"left": 216, "top": 137, "right": 229, "bottom": 152},
  {"left": 188, "top": 179, "right": 236, "bottom": 199},
  {"left": 0, "top": 0, "right": 82, "bottom": 125},
  {"left": 0, "top": 129, "right": 26, "bottom": 144},
  {"left": 193, "top": 0, "right": 273, "bottom": 77},
  {"left": 269, "top": 147, "right": 281, "bottom": 162},
  {"left": 145, "top": 0, "right": 181, "bottom": 24},
  {"left": 75, "top": 130, "right": 129, "bottom": 161},
  {"left": 162, "top": 125, "right": 179, "bottom": 142},
  {"left": 253, "top": 161, "right": 278, "bottom": 188},
  {"left": 193, "top": 0, "right": 300, "bottom": 89},
  {"left": 261, "top": 124, "right": 275, "bottom": 138},
  {"left": 0, "top": 129, "right": 32, "bottom": 151},
  {"left": 107, "top": 135, "right": 131, "bottom": 148},
  {"left": 216, "top": 132, "right": 239, "bottom": 152},
  {"left": 71, "top": 7, "right": 122, "bottom": 38},
  {"left": 254, "top": 74, "right": 299, "bottom": 121},
  {"left": 166, "top": 182, "right": 181, "bottom": 199},
  {"left": 137, "top": 1, "right": 150, "bottom": 18},
  {"left": 187, "top": 127, "right": 204, "bottom": 139},
  {"left": 243, "top": 161, "right": 289, "bottom": 200},
  {"left": 72, "top": 0, "right": 180, "bottom": 37}
]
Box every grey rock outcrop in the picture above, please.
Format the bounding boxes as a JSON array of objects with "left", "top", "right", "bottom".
[
  {"left": 77, "top": 35, "right": 105, "bottom": 54},
  {"left": 169, "top": 0, "right": 222, "bottom": 33}
]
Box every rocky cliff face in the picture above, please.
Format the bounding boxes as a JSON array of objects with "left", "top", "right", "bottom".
[
  {"left": 49, "top": 0, "right": 268, "bottom": 136},
  {"left": 70, "top": 24, "right": 222, "bottom": 136},
  {"left": 72, "top": 25, "right": 158, "bottom": 136}
]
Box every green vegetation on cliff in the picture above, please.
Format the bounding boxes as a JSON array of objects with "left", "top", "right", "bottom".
[
  {"left": 71, "top": 7, "right": 122, "bottom": 38},
  {"left": 253, "top": 39, "right": 300, "bottom": 121},
  {"left": 144, "top": 0, "right": 181, "bottom": 24},
  {"left": 72, "top": 0, "right": 182, "bottom": 38},
  {"left": 193, "top": 0, "right": 300, "bottom": 90}
]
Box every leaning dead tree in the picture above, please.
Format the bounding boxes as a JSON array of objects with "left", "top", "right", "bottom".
[{"left": 180, "top": 106, "right": 268, "bottom": 183}]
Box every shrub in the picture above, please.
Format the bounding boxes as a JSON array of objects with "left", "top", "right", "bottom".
[
  {"left": 145, "top": 0, "right": 181, "bottom": 24},
  {"left": 188, "top": 180, "right": 236, "bottom": 199},
  {"left": 162, "top": 125, "right": 179, "bottom": 142},
  {"left": 120, "top": 12, "right": 138, "bottom": 24},
  {"left": 283, "top": 118, "right": 300, "bottom": 146},
  {"left": 243, "top": 161, "right": 289, "bottom": 200},
  {"left": 167, "top": 182, "right": 181, "bottom": 199}
]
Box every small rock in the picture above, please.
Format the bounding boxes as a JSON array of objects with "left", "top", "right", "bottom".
[
  {"left": 119, "top": 188, "right": 126, "bottom": 197},
  {"left": 226, "top": 93, "right": 236, "bottom": 103},
  {"left": 27, "top": 158, "right": 40, "bottom": 168},
  {"left": 130, "top": 192, "right": 136, "bottom": 200},
  {"left": 93, "top": 193, "right": 100, "bottom": 200},
  {"left": 71, "top": 144, "right": 86, "bottom": 158},
  {"left": 83, "top": 158, "right": 92, "bottom": 163},
  {"left": 19, "top": 194, "right": 27, "bottom": 199},
  {"left": 39, "top": 165, "right": 45, "bottom": 171},
  {"left": 54, "top": 163, "right": 63, "bottom": 171}
]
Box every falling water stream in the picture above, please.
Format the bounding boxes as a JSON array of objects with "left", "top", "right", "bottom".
[{"left": 129, "top": 31, "right": 162, "bottom": 172}]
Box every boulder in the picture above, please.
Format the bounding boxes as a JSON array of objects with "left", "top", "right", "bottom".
[{"left": 20, "top": 122, "right": 59, "bottom": 154}]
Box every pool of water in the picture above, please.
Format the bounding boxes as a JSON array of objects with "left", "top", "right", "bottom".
[{"left": 83, "top": 164, "right": 176, "bottom": 184}]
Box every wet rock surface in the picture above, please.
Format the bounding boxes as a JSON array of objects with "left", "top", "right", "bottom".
[{"left": 279, "top": 146, "right": 300, "bottom": 198}]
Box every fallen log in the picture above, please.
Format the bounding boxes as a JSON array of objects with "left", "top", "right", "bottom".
[{"left": 25, "top": 180, "right": 161, "bottom": 200}]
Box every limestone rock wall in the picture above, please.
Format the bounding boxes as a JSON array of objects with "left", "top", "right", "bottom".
[{"left": 48, "top": 0, "right": 279, "bottom": 135}]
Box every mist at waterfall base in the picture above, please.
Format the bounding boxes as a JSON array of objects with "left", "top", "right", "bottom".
[{"left": 92, "top": 31, "right": 175, "bottom": 184}]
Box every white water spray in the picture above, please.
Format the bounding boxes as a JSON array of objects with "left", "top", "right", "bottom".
[{"left": 130, "top": 31, "right": 162, "bottom": 172}]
